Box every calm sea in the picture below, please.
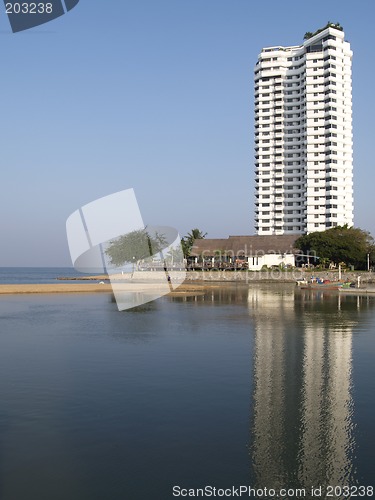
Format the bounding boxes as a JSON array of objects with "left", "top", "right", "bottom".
[
  {"left": 0, "top": 272, "right": 374, "bottom": 499},
  {"left": 0, "top": 267, "right": 102, "bottom": 284}
]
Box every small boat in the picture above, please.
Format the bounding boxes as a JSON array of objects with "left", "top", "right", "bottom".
[
  {"left": 297, "top": 278, "right": 352, "bottom": 290},
  {"left": 299, "top": 283, "right": 345, "bottom": 290}
]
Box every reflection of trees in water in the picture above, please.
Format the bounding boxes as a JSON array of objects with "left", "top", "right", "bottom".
[
  {"left": 122, "top": 302, "right": 159, "bottom": 313},
  {"left": 110, "top": 293, "right": 159, "bottom": 313},
  {"left": 106, "top": 296, "right": 161, "bottom": 344},
  {"left": 248, "top": 288, "right": 370, "bottom": 491}
]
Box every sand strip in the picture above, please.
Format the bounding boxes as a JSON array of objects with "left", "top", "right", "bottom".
[
  {"left": 0, "top": 283, "right": 209, "bottom": 295},
  {"left": 0, "top": 284, "right": 113, "bottom": 294}
]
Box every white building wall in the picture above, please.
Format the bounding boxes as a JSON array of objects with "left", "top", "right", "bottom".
[
  {"left": 247, "top": 253, "right": 295, "bottom": 271},
  {"left": 254, "top": 26, "right": 353, "bottom": 235}
]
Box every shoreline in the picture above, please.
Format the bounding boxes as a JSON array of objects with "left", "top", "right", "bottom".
[
  {"left": 0, "top": 282, "right": 212, "bottom": 296},
  {"left": 57, "top": 269, "right": 375, "bottom": 284},
  {"left": 1, "top": 269, "right": 375, "bottom": 295},
  {"left": 0, "top": 283, "right": 113, "bottom": 294}
]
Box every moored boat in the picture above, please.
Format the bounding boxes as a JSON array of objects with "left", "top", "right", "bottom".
[{"left": 297, "top": 278, "right": 353, "bottom": 290}]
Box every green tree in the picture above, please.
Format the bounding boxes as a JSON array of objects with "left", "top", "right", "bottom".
[
  {"left": 295, "top": 226, "right": 375, "bottom": 269},
  {"left": 303, "top": 31, "right": 313, "bottom": 40},
  {"left": 181, "top": 228, "right": 207, "bottom": 258},
  {"left": 105, "top": 228, "right": 166, "bottom": 268}
]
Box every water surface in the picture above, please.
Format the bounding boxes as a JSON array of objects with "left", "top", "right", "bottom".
[
  {"left": 0, "top": 284, "right": 374, "bottom": 499},
  {"left": 0, "top": 267, "right": 101, "bottom": 284}
]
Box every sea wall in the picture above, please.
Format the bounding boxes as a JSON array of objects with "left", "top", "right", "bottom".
[
  {"left": 183, "top": 270, "right": 375, "bottom": 283},
  {"left": 76, "top": 270, "right": 375, "bottom": 285}
]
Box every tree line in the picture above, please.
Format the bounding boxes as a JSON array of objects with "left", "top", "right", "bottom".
[
  {"left": 295, "top": 225, "right": 375, "bottom": 270},
  {"left": 103, "top": 224, "right": 374, "bottom": 271},
  {"left": 104, "top": 227, "right": 207, "bottom": 268}
]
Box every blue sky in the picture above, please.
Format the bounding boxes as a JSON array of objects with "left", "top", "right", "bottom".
[{"left": 0, "top": 0, "right": 374, "bottom": 266}]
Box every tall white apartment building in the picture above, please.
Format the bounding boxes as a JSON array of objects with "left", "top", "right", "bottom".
[{"left": 254, "top": 24, "right": 353, "bottom": 235}]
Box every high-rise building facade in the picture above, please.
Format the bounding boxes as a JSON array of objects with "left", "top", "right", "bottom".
[{"left": 254, "top": 24, "right": 353, "bottom": 235}]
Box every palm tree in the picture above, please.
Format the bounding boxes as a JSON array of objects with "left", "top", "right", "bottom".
[
  {"left": 188, "top": 228, "right": 207, "bottom": 240},
  {"left": 182, "top": 228, "right": 207, "bottom": 258}
]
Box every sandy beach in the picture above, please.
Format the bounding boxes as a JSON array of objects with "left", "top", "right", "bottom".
[
  {"left": 0, "top": 282, "right": 210, "bottom": 296},
  {"left": 0, "top": 283, "right": 114, "bottom": 294}
]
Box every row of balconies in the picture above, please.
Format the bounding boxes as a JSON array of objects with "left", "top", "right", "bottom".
[
  {"left": 255, "top": 215, "right": 303, "bottom": 222},
  {"left": 255, "top": 131, "right": 350, "bottom": 141},
  {"left": 255, "top": 116, "right": 350, "bottom": 129},
  {"left": 255, "top": 210, "right": 348, "bottom": 220},
  {"left": 255, "top": 164, "right": 351, "bottom": 174},
  {"left": 255, "top": 120, "right": 348, "bottom": 131},
  {"left": 255, "top": 216, "right": 306, "bottom": 224},
  {"left": 255, "top": 165, "right": 350, "bottom": 175},
  {"left": 254, "top": 149, "right": 352, "bottom": 159},
  {"left": 254, "top": 61, "right": 352, "bottom": 80},
  {"left": 254, "top": 176, "right": 351, "bottom": 187},
  {"left": 255, "top": 192, "right": 303, "bottom": 199},
  {"left": 255, "top": 107, "right": 350, "bottom": 119},
  {"left": 255, "top": 195, "right": 353, "bottom": 209},
  {"left": 255, "top": 176, "right": 305, "bottom": 183},
  {"left": 258, "top": 52, "right": 350, "bottom": 73},
  {"left": 255, "top": 184, "right": 305, "bottom": 192},
  {"left": 255, "top": 100, "right": 352, "bottom": 113},
  {"left": 254, "top": 193, "right": 352, "bottom": 205},
  {"left": 256, "top": 135, "right": 344, "bottom": 145},
  {"left": 255, "top": 200, "right": 303, "bottom": 207}
]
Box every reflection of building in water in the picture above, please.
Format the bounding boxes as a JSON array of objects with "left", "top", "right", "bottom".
[
  {"left": 299, "top": 318, "right": 354, "bottom": 486},
  {"left": 248, "top": 288, "right": 357, "bottom": 490}
]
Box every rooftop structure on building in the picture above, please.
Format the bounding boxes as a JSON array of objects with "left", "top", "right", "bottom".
[{"left": 254, "top": 23, "right": 353, "bottom": 235}]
